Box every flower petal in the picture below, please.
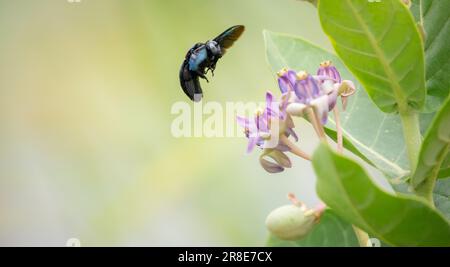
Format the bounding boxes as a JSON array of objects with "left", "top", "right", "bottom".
[
  {"left": 256, "top": 114, "right": 269, "bottom": 132},
  {"left": 294, "top": 75, "right": 321, "bottom": 104},
  {"left": 246, "top": 137, "right": 259, "bottom": 153},
  {"left": 293, "top": 80, "right": 306, "bottom": 103},
  {"left": 278, "top": 77, "right": 290, "bottom": 93},
  {"left": 259, "top": 157, "right": 284, "bottom": 173},
  {"left": 307, "top": 75, "right": 321, "bottom": 99},
  {"left": 287, "top": 70, "right": 297, "bottom": 86},
  {"left": 266, "top": 91, "right": 273, "bottom": 108},
  {"left": 265, "top": 107, "right": 277, "bottom": 117},
  {"left": 279, "top": 91, "right": 292, "bottom": 119},
  {"left": 259, "top": 150, "right": 292, "bottom": 173},
  {"left": 236, "top": 116, "right": 249, "bottom": 128},
  {"left": 317, "top": 62, "right": 341, "bottom": 83},
  {"left": 270, "top": 150, "right": 292, "bottom": 168},
  {"left": 278, "top": 70, "right": 297, "bottom": 93},
  {"left": 329, "top": 66, "right": 341, "bottom": 83}
]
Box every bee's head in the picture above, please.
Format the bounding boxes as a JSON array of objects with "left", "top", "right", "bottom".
[{"left": 206, "top": 40, "right": 221, "bottom": 56}]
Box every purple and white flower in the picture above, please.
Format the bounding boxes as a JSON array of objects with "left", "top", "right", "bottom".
[
  {"left": 317, "top": 60, "right": 356, "bottom": 110},
  {"left": 236, "top": 91, "right": 298, "bottom": 173},
  {"left": 281, "top": 61, "right": 356, "bottom": 124},
  {"left": 285, "top": 70, "right": 338, "bottom": 124}
]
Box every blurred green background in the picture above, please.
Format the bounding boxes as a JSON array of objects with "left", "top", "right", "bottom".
[{"left": 0, "top": 0, "right": 332, "bottom": 246}]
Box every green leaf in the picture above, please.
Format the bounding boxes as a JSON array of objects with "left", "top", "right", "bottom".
[
  {"left": 392, "top": 177, "right": 450, "bottom": 220},
  {"left": 267, "top": 209, "right": 359, "bottom": 247},
  {"left": 410, "top": 0, "right": 450, "bottom": 174},
  {"left": 318, "top": 0, "right": 426, "bottom": 113},
  {"left": 312, "top": 144, "right": 450, "bottom": 246},
  {"left": 434, "top": 178, "right": 450, "bottom": 220},
  {"left": 264, "top": 30, "right": 409, "bottom": 178},
  {"left": 411, "top": 0, "right": 450, "bottom": 111},
  {"left": 322, "top": 127, "right": 374, "bottom": 168},
  {"left": 437, "top": 153, "right": 450, "bottom": 178},
  {"left": 412, "top": 96, "right": 450, "bottom": 192},
  {"left": 438, "top": 165, "right": 450, "bottom": 179}
]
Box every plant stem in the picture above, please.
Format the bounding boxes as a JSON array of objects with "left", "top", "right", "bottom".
[
  {"left": 307, "top": 108, "right": 322, "bottom": 138},
  {"left": 414, "top": 145, "right": 448, "bottom": 207},
  {"left": 280, "top": 135, "right": 312, "bottom": 161},
  {"left": 399, "top": 111, "right": 422, "bottom": 173},
  {"left": 419, "top": 0, "right": 424, "bottom": 26},
  {"left": 333, "top": 108, "right": 343, "bottom": 153},
  {"left": 415, "top": 174, "right": 437, "bottom": 207},
  {"left": 399, "top": 111, "right": 435, "bottom": 205},
  {"left": 352, "top": 226, "right": 371, "bottom": 247},
  {"left": 417, "top": 0, "right": 427, "bottom": 42}
]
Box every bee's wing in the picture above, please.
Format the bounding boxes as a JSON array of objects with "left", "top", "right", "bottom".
[
  {"left": 179, "top": 61, "right": 203, "bottom": 102},
  {"left": 213, "top": 25, "right": 245, "bottom": 53}
]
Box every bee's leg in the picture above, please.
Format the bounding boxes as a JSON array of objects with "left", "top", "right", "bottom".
[
  {"left": 195, "top": 70, "right": 209, "bottom": 83},
  {"left": 205, "top": 67, "right": 214, "bottom": 77},
  {"left": 206, "top": 68, "right": 213, "bottom": 77},
  {"left": 210, "top": 60, "right": 218, "bottom": 77}
]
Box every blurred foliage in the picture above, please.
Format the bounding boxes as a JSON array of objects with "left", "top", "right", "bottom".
[{"left": 0, "top": 0, "right": 330, "bottom": 246}]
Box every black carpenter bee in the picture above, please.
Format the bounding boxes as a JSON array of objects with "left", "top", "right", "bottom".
[{"left": 179, "top": 25, "right": 245, "bottom": 102}]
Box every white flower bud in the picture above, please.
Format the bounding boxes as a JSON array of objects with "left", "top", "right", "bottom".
[{"left": 265, "top": 204, "right": 318, "bottom": 241}]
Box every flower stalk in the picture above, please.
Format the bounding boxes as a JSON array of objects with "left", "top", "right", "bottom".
[
  {"left": 333, "top": 108, "right": 343, "bottom": 153},
  {"left": 280, "top": 135, "right": 311, "bottom": 161},
  {"left": 307, "top": 108, "right": 328, "bottom": 143}
]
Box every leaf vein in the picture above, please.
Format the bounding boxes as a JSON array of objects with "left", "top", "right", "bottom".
[{"left": 336, "top": 42, "right": 378, "bottom": 58}]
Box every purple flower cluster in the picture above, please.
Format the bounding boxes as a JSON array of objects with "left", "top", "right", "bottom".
[
  {"left": 283, "top": 61, "right": 355, "bottom": 124},
  {"left": 237, "top": 61, "right": 355, "bottom": 173}
]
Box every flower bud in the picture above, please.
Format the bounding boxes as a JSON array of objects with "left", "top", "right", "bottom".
[
  {"left": 266, "top": 194, "right": 324, "bottom": 241},
  {"left": 265, "top": 204, "right": 317, "bottom": 240}
]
